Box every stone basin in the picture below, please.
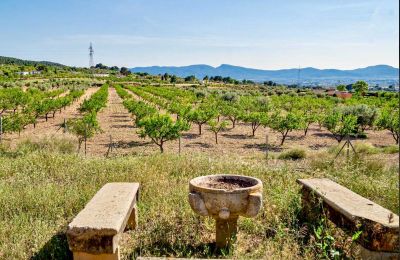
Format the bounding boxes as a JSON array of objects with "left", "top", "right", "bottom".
[{"left": 188, "top": 174, "right": 263, "bottom": 248}]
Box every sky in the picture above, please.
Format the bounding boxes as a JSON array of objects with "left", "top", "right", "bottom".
[{"left": 0, "top": 0, "right": 398, "bottom": 69}]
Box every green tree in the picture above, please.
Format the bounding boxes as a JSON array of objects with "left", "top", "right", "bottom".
[
  {"left": 208, "top": 120, "right": 228, "bottom": 144},
  {"left": 187, "top": 106, "right": 217, "bottom": 135},
  {"left": 352, "top": 80, "right": 368, "bottom": 95},
  {"left": 323, "top": 110, "right": 358, "bottom": 142},
  {"left": 341, "top": 104, "right": 377, "bottom": 132},
  {"left": 221, "top": 102, "right": 242, "bottom": 128},
  {"left": 269, "top": 112, "right": 302, "bottom": 145},
  {"left": 120, "top": 67, "right": 131, "bottom": 76},
  {"left": 138, "top": 114, "right": 190, "bottom": 153},
  {"left": 241, "top": 112, "right": 268, "bottom": 136},
  {"left": 336, "top": 84, "right": 346, "bottom": 91},
  {"left": 376, "top": 107, "right": 399, "bottom": 144}
]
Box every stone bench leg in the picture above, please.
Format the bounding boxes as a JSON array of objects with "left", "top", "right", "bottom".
[
  {"left": 73, "top": 246, "right": 120, "bottom": 260},
  {"left": 126, "top": 203, "right": 138, "bottom": 230}
]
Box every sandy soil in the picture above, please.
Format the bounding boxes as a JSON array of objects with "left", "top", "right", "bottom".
[{"left": 3, "top": 88, "right": 98, "bottom": 148}]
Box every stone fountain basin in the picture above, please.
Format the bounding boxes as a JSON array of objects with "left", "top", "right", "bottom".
[{"left": 189, "top": 174, "right": 263, "bottom": 219}]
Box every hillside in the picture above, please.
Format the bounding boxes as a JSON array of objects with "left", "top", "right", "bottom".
[
  {"left": 131, "top": 64, "right": 399, "bottom": 84},
  {"left": 0, "top": 56, "right": 65, "bottom": 67}
]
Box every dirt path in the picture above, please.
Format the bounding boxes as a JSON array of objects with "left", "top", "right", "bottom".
[
  {"left": 4, "top": 88, "right": 98, "bottom": 147},
  {"left": 86, "top": 87, "right": 160, "bottom": 156}
]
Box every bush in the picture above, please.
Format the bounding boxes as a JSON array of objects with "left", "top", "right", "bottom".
[{"left": 278, "top": 148, "right": 306, "bottom": 160}]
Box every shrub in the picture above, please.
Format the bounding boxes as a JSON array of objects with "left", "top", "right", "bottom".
[{"left": 278, "top": 148, "right": 306, "bottom": 160}]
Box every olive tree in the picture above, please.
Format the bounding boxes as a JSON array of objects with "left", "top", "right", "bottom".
[{"left": 341, "top": 104, "right": 377, "bottom": 132}]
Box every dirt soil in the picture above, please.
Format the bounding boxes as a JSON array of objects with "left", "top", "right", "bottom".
[{"left": 200, "top": 178, "right": 254, "bottom": 190}]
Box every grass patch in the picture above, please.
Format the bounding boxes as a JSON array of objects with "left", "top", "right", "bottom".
[
  {"left": 382, "top": 145, "right": 399, "bottom": 154},
  {"left": 16, "top": 136, "right": 76, "bottom": 154},
  {"left": 0, "top": 139, "right": 397, "bottom": 259},
  {"left": 278, "top": 149, "right": 306, "bottom": 160}
]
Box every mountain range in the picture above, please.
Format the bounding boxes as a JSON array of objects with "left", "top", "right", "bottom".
[{"left": 131, "top": 64, "right": 399, "bottom": 85}]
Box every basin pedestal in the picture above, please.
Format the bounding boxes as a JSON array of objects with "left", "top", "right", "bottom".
[
  {"left": 216, "top": 217, "right": 238, "bottom": 248},
  {"left": 188, "top": 174, "right": 263, "bottom": 249}
]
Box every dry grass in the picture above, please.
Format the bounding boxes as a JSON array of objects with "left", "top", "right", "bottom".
[{"left": 0, "top": 137, "right": 397, "bottom": 259}]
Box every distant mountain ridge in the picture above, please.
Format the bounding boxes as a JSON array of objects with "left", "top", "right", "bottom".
[
  {"left": 131, "top": 64, "right": 399, "bottom": 84},
  {"left": 0, "top": 56, "right": 65, "bottom": 67}
]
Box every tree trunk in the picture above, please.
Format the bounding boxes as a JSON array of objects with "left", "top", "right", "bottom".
[
  {"left": 198, "top": 124, "right": 202, "bottom": 135},
  {"left": 215, "top": 132, "right": 218, "bottom": 144},
  {"left": 280, "top": 130, "right": 289, "bottom": 146},
  {"left": 232, "top": 119, "right": 236, "bottom": 129},
  {"left": 45, "top": 114, "right": 48, "bottom": 121}
]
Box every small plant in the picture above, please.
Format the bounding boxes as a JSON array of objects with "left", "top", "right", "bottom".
[
  {"left": 67, "top": 112, "right": 101, "bottom": 151},
  {"left": 278, "top": 148, "right": 306, "bottom": 160},
  {"left": 312, "top": 218, "right": 342, "bottom": 259}
]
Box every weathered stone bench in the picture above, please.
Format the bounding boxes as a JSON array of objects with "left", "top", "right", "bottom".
[
  {"left": 297, "top": 178, "right": 399, "bottom": 259},
  {"left": 67, "top": 182, "right": 139, "bottom": 260}
]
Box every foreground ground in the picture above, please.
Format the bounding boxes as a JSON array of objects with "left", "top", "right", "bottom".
[{"left": 0, "top": 137, "right": 397, "bottom": 259}]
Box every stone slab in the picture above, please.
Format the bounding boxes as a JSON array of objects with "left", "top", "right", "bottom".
[
  {"left": 297, "top": 178, "right": 398, "bottom": 228},
  {"left": 67, "top": 182, "right": 139, "bottom": 254},
  {"left": 297, "top": 178, "right": 399, "bottom": 252}
]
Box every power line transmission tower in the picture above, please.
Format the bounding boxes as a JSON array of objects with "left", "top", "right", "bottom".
[{"left": 89, "top": 42, "right": 94, "bottom": 68}]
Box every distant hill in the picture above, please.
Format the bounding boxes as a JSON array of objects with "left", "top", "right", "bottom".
[
  {"left": 131, "top": 64, "right": 399, "bottom": 85},
  {"left": 0, "top": 56, "right": 65, "bottom": 67}
]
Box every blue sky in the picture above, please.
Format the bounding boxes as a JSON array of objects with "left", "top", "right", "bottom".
[{"left": 0, "top": 0, "right": 398, "bottom": 69}]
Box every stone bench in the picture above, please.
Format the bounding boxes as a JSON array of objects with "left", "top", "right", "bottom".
[
  {"left": 297, "top": 178, "right": 399, "bottom": 259},
  {"left": 67, "top": 182, "right": 140, "bottom": 260}
]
